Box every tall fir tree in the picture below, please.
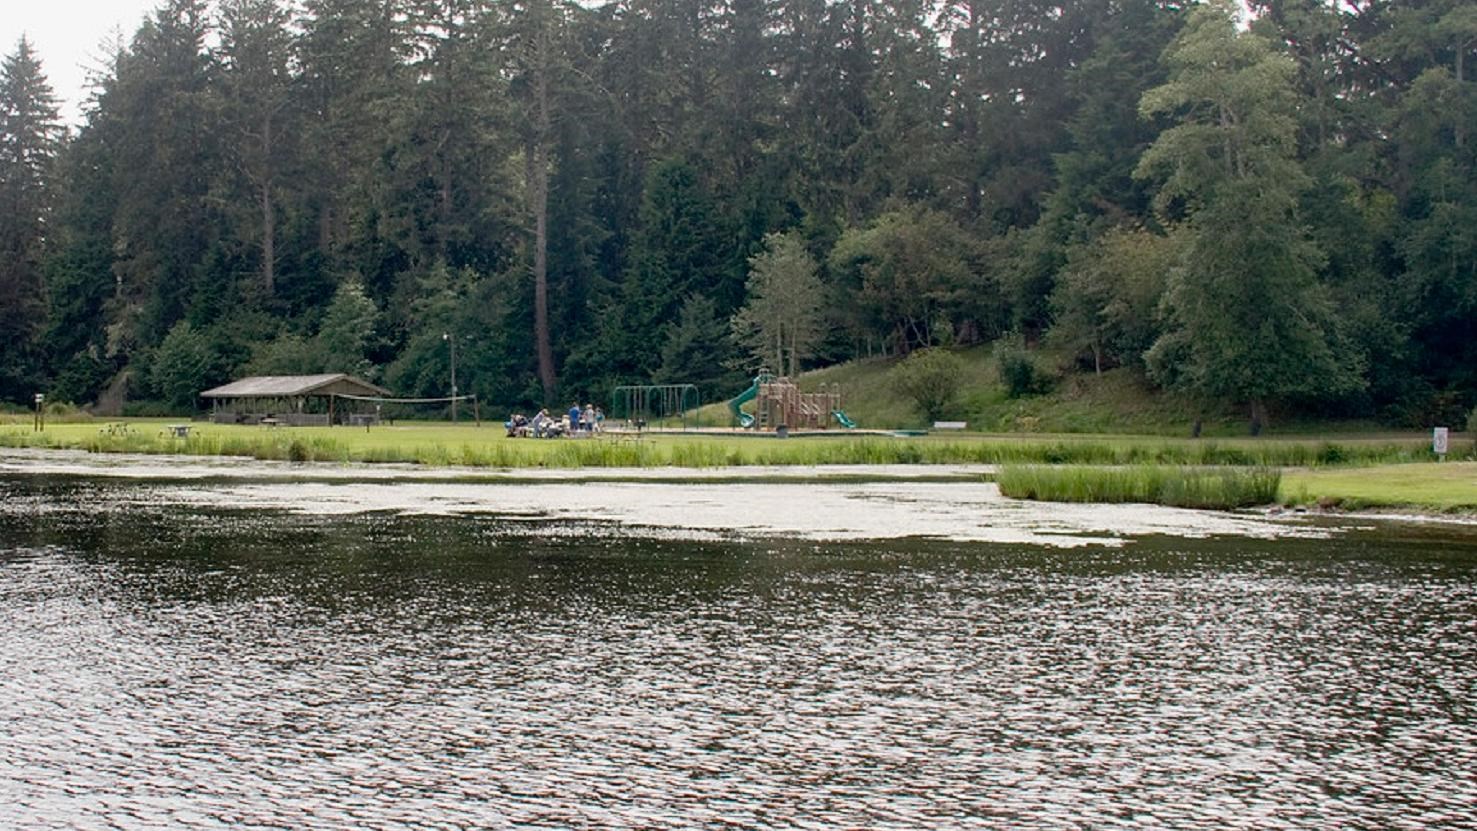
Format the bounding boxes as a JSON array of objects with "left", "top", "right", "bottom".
[{"left": 0, "top": 36, "right": 64, "bottom": 402}]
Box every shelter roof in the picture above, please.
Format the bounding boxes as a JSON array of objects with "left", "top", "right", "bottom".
[{"left": 200, "top": 374, "right": 390, "bottom": 399}]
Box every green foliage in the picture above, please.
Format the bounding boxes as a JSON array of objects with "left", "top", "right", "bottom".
[
  {"left": 1049, "top": 227, "right": 1177, "bottom": 374},
  {"left": 246, "top": 334, "right": 321, "bottom": 376},
  {"left": 892, "top": 348, "right": 966, "bottom": 422},
  {"left": 998, "top": 464, "right": 1282, "bottom": 510},
  {"left": 730, "top": 232, "right": 826, "bottom": 377},
  {"left": 316, "top": 278, "right": 378, "bottom": 376},
  {"left": 656, "top": 294, "right": 736, "bottom": 392},
  {"left": 829, "top": 207, "right": 984, "bottom": 353},
  {"left": 995, "top": 338, "right": 1049, "bottom": 400},
  {"left": 4, "top": 0, "right": 1476, "bottom": 423},
  {"left": 1136, "top": 0, "right": 1363, "bottom": 420},
  {"left": 0, "top": 36, "right": 63, "bottom": 403},
  {"left": 149, "top": 322, "right": 227, "bottom": 411}
]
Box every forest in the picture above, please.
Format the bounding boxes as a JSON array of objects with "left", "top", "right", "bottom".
[{"left": 0, "top": 0, "right": 1473, "bottom": 427}]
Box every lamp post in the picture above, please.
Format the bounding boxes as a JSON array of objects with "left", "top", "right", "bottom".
[
  {"left": 443, "top": 332, "right": 458, "bottom": 423},
  {"left": 33, "top": 393, "right": 44, "bottom": 432}
]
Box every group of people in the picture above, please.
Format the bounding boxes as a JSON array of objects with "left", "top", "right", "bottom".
[{"left": 506, "top": 403, "right": 604, "bottom": 438}]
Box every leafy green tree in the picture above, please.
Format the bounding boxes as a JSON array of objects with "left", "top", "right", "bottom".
[
  {"left": 1136, "top": 0, "right": 1362, "bottom": 430},
  {"left": 893, "top": 348, "right": 964, "bottom": 421},
  {"left": 1050, "top": 227, "right": 1178, "bottom": 375},
  {"left": 103, "top": 0, "right": 221, "bottom": 352},
  {"left": 246, "top": 333, "right": 321, "bottom": 376},
  {"left": 995, "top": 334, "right": 1048, "bottom": 399},
  {"left": 297, "top": 0, "right": 417, "bottom": 289},
  {"left": 828, "top": 206, "right": 980, "bottom": 354},
  {"left": 0, "top": 37, "right": 64, "bottom": 402},
  {"left": 730, "top": 232, "right": 825, "bottom": 377}
]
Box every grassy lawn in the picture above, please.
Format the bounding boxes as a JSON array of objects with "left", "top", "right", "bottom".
[
  {"left": 1281, "top": 462, "right": 1477, "bottom": 512},
  {"left": 0, "top": 416, "right": 1451, "bottom": 470},
  {"left": 6, "top": 417, "right": 1475, "bottom": 514}
]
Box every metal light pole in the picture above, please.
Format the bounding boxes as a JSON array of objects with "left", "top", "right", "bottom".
[{"left": 443, "top": 332, "right": 458, "bottom": 423}]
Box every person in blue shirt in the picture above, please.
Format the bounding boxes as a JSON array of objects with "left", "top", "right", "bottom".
[{"left": 569, "top": 403, "right": 582, "bottom": 435}]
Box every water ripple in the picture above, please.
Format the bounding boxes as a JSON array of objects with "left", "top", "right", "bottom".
[{"left": 0, "top": 483, "right": 1474, "bottom": 829}]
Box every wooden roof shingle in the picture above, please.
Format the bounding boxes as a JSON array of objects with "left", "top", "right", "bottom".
[{"left": 200, "top": 374, "right": 390, "bottom": 399}]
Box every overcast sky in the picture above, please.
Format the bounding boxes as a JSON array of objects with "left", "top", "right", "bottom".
[{"left": 3, "top": 0, "right": 161, "bottom": 125}]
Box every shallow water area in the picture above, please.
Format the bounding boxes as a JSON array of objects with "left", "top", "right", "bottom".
[{"left": 2, "top": 452, "right": 1475, "bottom": 829}]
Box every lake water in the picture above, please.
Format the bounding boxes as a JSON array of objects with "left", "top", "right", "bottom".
[{"left": 2, "top": 454, "right": 1475, "bottom": 829}]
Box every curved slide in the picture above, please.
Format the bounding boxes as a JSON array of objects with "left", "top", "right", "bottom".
[
  {"left": 831, "top": 410, "right": 856, "bottom": 429},
  {"left": 728, "top": 379, "right": 760, "bottom": 428}
]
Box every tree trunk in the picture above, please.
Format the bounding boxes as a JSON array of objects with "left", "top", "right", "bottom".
[
  {"left": 1249, "top": 399, "right": 1267, "bottom": 436},
  {"left": 260, "top": 113, "right": 275, "bottom": 296},
  {"left": 530, "top": 22, "right": 556, "bottom": 403}
]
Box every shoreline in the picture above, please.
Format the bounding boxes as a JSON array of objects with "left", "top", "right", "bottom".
[{"left": 3, "top": 445, "right": 1473, "bottom": 524}]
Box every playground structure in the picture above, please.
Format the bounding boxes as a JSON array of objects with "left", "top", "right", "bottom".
[
  {"left": 611, "top": 384, "right": 701, "bottom": 430},
  {"left": 728, "top": 372, "right": 855, "bottom": 431}
]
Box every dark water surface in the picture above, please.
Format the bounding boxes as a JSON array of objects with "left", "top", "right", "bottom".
[{"left": 2, "top": 474, "right": 1475, "bottom": 829}]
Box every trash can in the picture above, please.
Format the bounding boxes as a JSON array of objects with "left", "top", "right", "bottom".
[{"left": 776, "top": 425, "right": 789, "bottom": 439}]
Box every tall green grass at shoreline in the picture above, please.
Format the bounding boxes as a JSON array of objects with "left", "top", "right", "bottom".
[
  {"left": 0, "top": 420, "right": 1446, "bottom": 469},
  {"left": 998, "top": 465, "right": 1283, "bottom": 510}
]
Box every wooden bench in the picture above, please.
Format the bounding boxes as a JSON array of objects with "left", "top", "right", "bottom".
[{"left": 933, "top": 420, "right": 967, "bottom": 430}]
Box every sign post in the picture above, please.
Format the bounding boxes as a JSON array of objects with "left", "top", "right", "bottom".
[
  {"left": 1433, "top": 426, "right": 1449, "bottom": 460},
  {"left": 33, "top": 393, "right": 44, "bottom": 432}
]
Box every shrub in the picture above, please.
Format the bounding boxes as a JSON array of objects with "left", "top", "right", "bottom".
[
  {"left": 995, "top": 338, "right": 1047, "bottom": 399},
  {"left": 892, "top": 348, "right": 965, "bottom": 422}
]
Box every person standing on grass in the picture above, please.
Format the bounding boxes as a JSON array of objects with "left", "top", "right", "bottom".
[{"left": 569, "top": 402, "right": 582, "bottom": 435}]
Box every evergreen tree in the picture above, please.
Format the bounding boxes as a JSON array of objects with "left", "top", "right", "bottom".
[
  {"left": 0, "top": 37, "right": 64, "bottom": 402},
  {"left": 601, "top": 159, "right": 730, "bottom": 383},
  {"left": 216, "top": 0, "right": 298, "bottom": 299},
  {"left": 730, "top": 231, "right": 825, "bottom": 377},
  {"left": 316, "top": 278, "right": 379, "bottom": 376},
  {"left": 656, "top": 294, "right": 736, "bottom": 391}
]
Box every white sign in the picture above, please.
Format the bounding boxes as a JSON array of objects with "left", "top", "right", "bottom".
[{"left": 1433, "top": 427, "right": 1449, "bottom": 455}]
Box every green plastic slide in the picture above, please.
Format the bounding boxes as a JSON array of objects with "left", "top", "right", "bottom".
[
  {"left": 729, "top": 380, "right": 759, "bottom": 427},
  {"left": 832, "top": 410, "right": 856, "bottom": 429},
  {"left": 728, "top": 372, "right": 774, "bottom": 428}
]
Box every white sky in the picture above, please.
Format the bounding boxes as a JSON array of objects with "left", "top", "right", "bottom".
[{"left": 2, "top": 0, "right": 162, "bottom": 125}]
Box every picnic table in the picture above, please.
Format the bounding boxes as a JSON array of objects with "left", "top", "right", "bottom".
[{"left": 164, "top": 424, "right": 192, "bottom": 438}]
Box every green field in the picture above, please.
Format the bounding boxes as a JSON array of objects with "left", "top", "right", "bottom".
[
  {"left": 0, "top": 416, "right": 1447, "bottom": 467},
  {"left": 1281, "top": 462, "right": 1477, "bottom": 513}
]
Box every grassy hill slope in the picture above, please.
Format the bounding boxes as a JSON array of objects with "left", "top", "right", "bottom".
[{"left": 733, "top": 345, "right": 1392, "bottom": 437}]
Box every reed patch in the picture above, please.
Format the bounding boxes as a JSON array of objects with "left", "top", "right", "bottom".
[{"left": 997, "top": 465, "right": 1282, "bottom": 510}]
